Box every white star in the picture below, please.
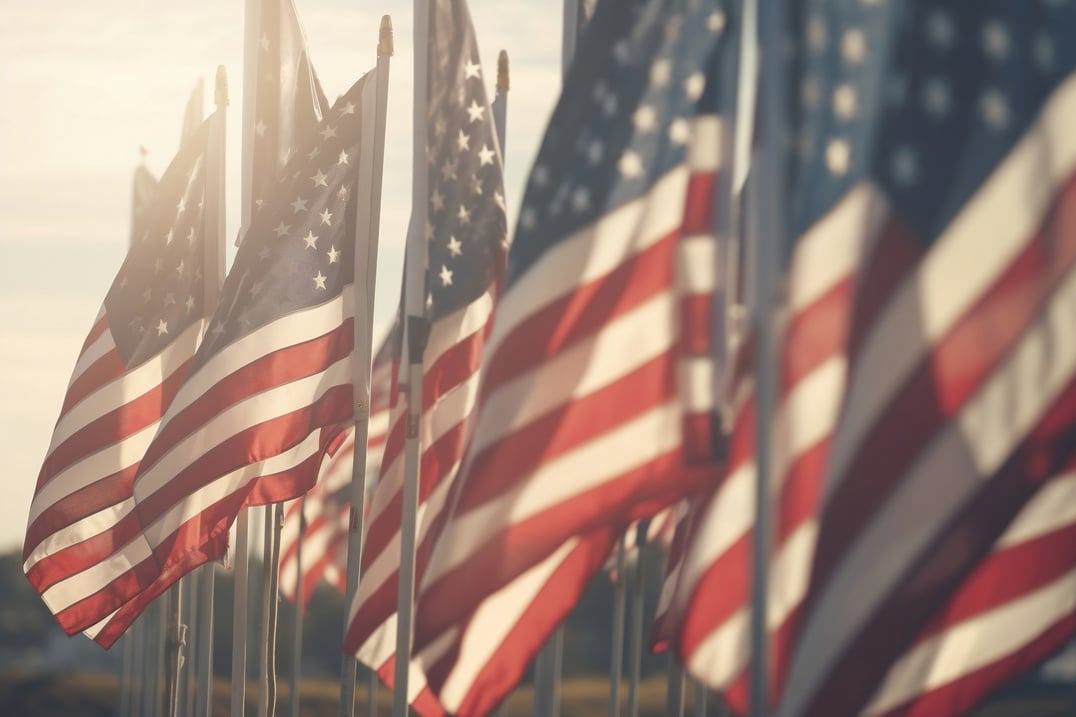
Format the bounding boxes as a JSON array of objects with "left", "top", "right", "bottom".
[
  {"left": 327, "top": 245, "right": 340, "bottom": 264},
  {"left": 313, "top": 271, "right": 327, "bottom": 290},
  {"left": 185, "top": 296, "right": 195, "bottom": 312},
  {"left": 841, "top": 29, "right": 868, "bottom": 63},
  {"left": 425, "top": 219, "right": 434, "bottom": 242},
  {"left": 890, "top": 145, "right": 920, "bottom": 186},
  {"left": 176, "top": 196, "right": 187, "bottom": 215},
  {"left": 650, "top": 59, "right": 671, "bottom": 87},
  {"left": 922, "top": 78, "right": 951, "bottom": 117},
  {"left": 338, "top": 150, "right": 349, "bottom": 166},
  {"left": 434, "top": 118, "right": 447, "bottom": 137},
  {"left": 587, "top": 140, "right": 604, "bottom": 164},
  {"left": 153, "top": 257, "right": 163, "bottom": 274},
  {"left": 478, "top": 145, "right": 495, "bottom": 166},
  {"left": 291, "top": 196, "right": 308, "bottom": 213},
  {"left": 431, "top": 188, "right": 445, "bottom": 211},
  {"left": 175, "top": 260, "right": 185, "bottom": 276},
  {"left": 618, "top": 150, "right": 644, "bottom": 178},
  {"left": 571, "top": 187, "right": 590, "bottom": 212},
  {"left": 533, "top": 165, "right": 550, "bottom": 187},
  {"left": 980, "top": 21, "right": 1009, "bottom": 60},
  {"left": 155, "top": 319, "right": 169, "bottom": 336},
  {"left": 458, "top": 204, "right": 471, "bottom": 225},
  {"left": 926, "top": 10, "right": 955, "bottom": 49},
  {"left": 980, "top": 89, "right": 1009, "bottom": 129},
  {"left": 310, "top": 169, "right": 329, "bottom": 187},
  {"left": 806, "top": 16, "right": 827, "bottom": 50},
  {"left": 308, "top": 146, "right": 321, "bottom": 160},
  {"left": 457, "top": 129, "right": 470, "bottom": 151},
  {"left": 320, "top": 208, "right": 332, "bottom": 226},
  {"left": 832, "top": 84, "right": 858, "bottom": 119},
  {"left": 494, "top": 191, "right": 505, "bottom": 210},
  {"left": 668, "top": 118, "right": 691, "bottom": 145},
  {"left": 825, "top": 139, "right": 851, "bottom": 175},
  {"left": 466, "top": 100, "right": 484, "bottom": 123},
  {"left": 439, "top": 265, "right": 453, "bottom": 286},
  {"left": 633, "top": 105, "right": 657, "bottom": 132},
  {"left": 187, "top": 227, "right": 196, "bottom": 244},
  {"left": 338, "top": 185, "right": 350, "bottom": 201},
  {"left": 684, "top": 72, "right": 706, "bottom": 101},
  {"left": 707, "top": 11, "right": 726, "bottom": 33},
  {"left": 255, "top": 120, "right": 267, "bottom": 137},
  {"left": 273, "top": 222, "right": 291, "bottom": 238},
  {"left": 165, "top": 228, "right": 175, "bottom": 245},
  {"left": 441, "top": 159, "right": 457, "bottom": 181},
  {"left": 447, "top": 236, "right": 462, "bottom": 257},
  {"left": 613, "top": 40, "right": 632, "bottom": 64},
  {"left": 520, "top": 207, "right": 536, "bottom": 230},
  {"left": 249, "top": 281, "right": 264, "bottom": 297},
  {"left": 464, "top": 60, "right": 481, "bottom": 79},
  {"left": 340, "top": 102, "right": 356, "bottom": 116},
  {"left": 258, "top": 246, "right": 272, "bottom": 261},
  {"left": 320, "top": 125, "right": 337, "bottom": 140},
  {"left": 303, "top": 231, "right": 319, "bottom": 249}
]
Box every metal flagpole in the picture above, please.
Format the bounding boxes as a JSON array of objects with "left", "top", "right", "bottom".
[
  {"left": 393, "top": 2, "right": 430, "bottom": 715},
  {"left": 626, "top": 524, "right": 647, "bottom": 717},
  {"left": 258, "top": 505, "right": 284, "bottom": 717},
  {"left": 232, "top": 508, "right": 252, "bottom": 715},
  {"left": 164, "top": 582, "right": 187, "bottom": 717},
  {"left": 561, "top": 0, "right": 580, "bottom": 78},
  {"left": 180, "top": 572, "right": 197, "bottom": 717},
  {"left": 609, "top": 534, "right": 627, "bottom": 717},
  {"left": 749, "top": 0, "right": 784, "bottom": 713},
  {"left": 289, "top": 502, "right": 305, "bottom": 717},
  {"left": 339, "top": 15, "right": 393, "bottom": 717},
  {"left": 666, "top": 662, "right": 685, "bottom": 717},
  {"left": 694, "top": 680, "right": 708, "bottom": 717},
  {"left": 492, "top": 50, "right": 509, "bottom": 157}
]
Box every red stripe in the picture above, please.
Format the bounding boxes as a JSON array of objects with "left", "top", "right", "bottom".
[
  {"left": 372, "top": 656, "right": 446, "bottom": 717},
  {"left": 681, "top": 294, "right": 712, "bottom": 356},
  {"left": 813, "top": 187, "right": 1076, "bottom": 591},
  {"left": 682, "top": 171, "right": 717, "bottom": 237},
  {"left": 59, "top": 348, "right": 127, "bottom": 419}
]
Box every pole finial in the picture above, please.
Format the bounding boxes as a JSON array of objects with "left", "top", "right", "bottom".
[
  {"left": 379, "top": 15, "right": 394, "bottom": 57},
  {"left": 497, "top": 50, "right": 510, "bottom": 94},
  {"left": 214, "top": 65, "right": 229, "bottom": 107}
]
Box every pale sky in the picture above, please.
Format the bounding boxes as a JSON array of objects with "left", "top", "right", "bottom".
[{"left": 0, "top": 1, "right": 563, "bottom": 552}]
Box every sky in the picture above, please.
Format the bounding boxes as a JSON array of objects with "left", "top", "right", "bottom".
[{"left": 0, "top": 1, "right": 564, "bottom": 553}]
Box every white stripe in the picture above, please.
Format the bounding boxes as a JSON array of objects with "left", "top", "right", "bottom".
[
  {"left": 677, "top": 234, "right": 717, "bottom": 294},
  {"left": 24, "top": 496, "right": 136, "bottom": 572},
  {"left": 680, "top": 357, "right": 715, "bottom": 413},
  {"left": 825, "top": 72, "right": 1076, "bottom": 508},
  {"left": 47, "top": 321, "right": 202, "bottom": 455},
  {"left": 485, "top": 166, "right": 691, "bottom": 364},
  {"left": 426, "top": 291, "right": 494, "bottom": 369},
  {"left": 998, "top": 470, "right": 1076, "bottom": 548},
  {"left": 135, "top": 355, "right": 351, "bottom": 500},
  {"left": 780, "top": 257, "right": 1076, "bottom": 717},
  {"left": 865, "top": 565, "right": 1076, "bottom": 716},
  {"left": 68, "top": 314, "right": 114, "bottom": 386},
  {"left": 425, "top": 401, "right": 683, "bottom": 587},
  {"left": 472, "top": 289, "right": 678, "bottom": 458},
  {"left": 688, "top": 116, "right": 723, "bottom": 172}
]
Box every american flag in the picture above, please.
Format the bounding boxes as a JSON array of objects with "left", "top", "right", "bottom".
[
  {"left": 279, "top": 336, "right": 393, "bottom": 605},
  {"left": 670, "top": 1, "right": 1076, "bottom": 715},
  {"left": 777, "top": 2, "right": 1076, "bottom": 715},
  {"left": 88, "top": 74, "right": 379, "bottom": 648},
  {"left": 23, "top": 119, "right": 212, "bottom": 636},
  {"left": 342, "top": 0, "right": 507, "bottom": 712},
  {"left": 244, "top": 0, "right": 328, "bottom": 232},
  {"left": 406, "top": 1, "right": 727, "bottom": 713}
]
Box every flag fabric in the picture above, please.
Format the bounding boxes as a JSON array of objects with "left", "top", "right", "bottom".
[
  {"left": 130, "top": 162, "right": 159, "bottom": 245},
  {"left": 88, "top": 74, "right": 379, "bottom": 648},
  {"left": 777, "top": 2, "right": 1076, "bottom": 715},
  {"left": 279, "top": 335, "right": 393, "bottom": 606},
  {"left": 243, "top": 0, "right": 329, "bottom": 234},
  {"left": 23, "top": 120, "right": 212, "bottom": 636},
  {"left": 407, "top": 1, "right": 728, "bottom": 712},
  {"left": 342, "top": 0, "right": 508, "bottom": 712}
]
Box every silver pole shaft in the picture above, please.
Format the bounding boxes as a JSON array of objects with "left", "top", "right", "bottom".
[
  {"left": 341, "top": 17, "right": 393, "bottom": 717},
  {"left": 750, "top": 0, "right": 783, "bottom": 712},
  {"left": 609, "top": 535, "right": 627, "bottom": 717},
  {"left": 367, "top": 668, "right": 379, "bottom": 717},
  {"left": 666, "top": 662, "right": 685, "bottom": 717},
  {"left": 196, "top": 565, "right": 216, "bottom": 717},
  {"left": 165, "top": 584, "right": 185, "bottom": 717},
  {"left": 181, "top": 572, "right": 198, "bottom": 717},
  {"left": 626, "top": 537, "right": 645, "bottom": 717},
  {"left": 694, "top": 680, "right": 708, "bottom": 717},
  {"left": 118, "top": 632, "right": 132, "bottom": 717},
  {"left": 232, "top": 508, "right": 251, "bottom": 716},
  {"left": 290, "top": 506, "right": 305, "bottom": 717},
  {"left": 258, "top": 506, "right": 283, "bottom": 717},
  {"left": 561, "top": 0, "right": 579, "bottom": 79},
  {"left": 259, "top": 507, "right": 273, "bottom": 717}
]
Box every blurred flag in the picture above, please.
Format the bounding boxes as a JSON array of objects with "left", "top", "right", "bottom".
[
  {"left": 342, "top": 0, "right": 508, "bottom": 713},
  {"left": 23, "top": 119, "right": 213, "bottom": 636},
  {"left": 279, "top": 335, "right": 393, "bottom": 606},
  {"left": 242, "top": 0, "right": 329, "bottom": 239},
  {"left": 779, "top": 2, "right": 1076, "bottom": 715},
  {"left": 408, "top": 1, "right": 727, "bottom": 713},
  {"left": 90, "top": 74, "right": 380, "bottom": 648},
  {"left": 130, "top": 158, "right": 158, "bottom": 245}
]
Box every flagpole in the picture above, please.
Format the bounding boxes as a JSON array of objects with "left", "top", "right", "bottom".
[
  {"left": 749, "top": 0, "right": 784, "bottom": 713},
  {"left": 666, "top": 662, "right": 685, "bottom": 717},
  {"left": 289, "top": 503, "right": 305, "bottom": 717},
  {"left": 258, "top": 505, "right": 284, "bottom": 717},
  {"left": 561, "top": 0, "right": 579, "bottom": 77},
  {"left": 694, "top": 680, "right": 708, "bottom": 717},
  {"left": 609, "top": 534, "right": 627, "bottom": 717},
  {"left": 492, "top": 50, "right": 509, "bottom": 156},
  {"left": 393, "top": 2, "right": 430, "bottom": 715},
  {"left": 180, "top": 572, "right": 197, "bottom": 717},
  {"left": 626, "top": 524, "right": 647, "bottom": 717},
  {"left": 339, "top": 15, "right": 393, "bottom": 717}
]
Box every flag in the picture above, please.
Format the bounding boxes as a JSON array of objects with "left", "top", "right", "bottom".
[
  {"left": 777, "top": 2, "right": 1076, "bottom": 715},
  {"left": 279, "top": 335, "right": 393, "bottom": 605},
  {"left": 342, "top": 0, "right": 508, "bottom": 712},
  {"left": 408, "top": 1, "right": 728, "bottom": 712},
  {"left": 89, "top": 74, "right": 380, "bottom": 648},
  {"left": 130, "top": 160, "right": 158, "bottom": 245},
  {"left": 243, "top": 0, "right": 329, "bottom": 234},
  {"left": 23, "top": 119, "right": 212, "bottom": 636}
]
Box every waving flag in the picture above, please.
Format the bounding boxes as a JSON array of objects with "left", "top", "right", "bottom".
[
  {"left": 405, "top": 1, "right": 728, "bottom": 713},
  {"left": 779, "top": 2, "right": 1076, "bottom": 715},
  {"left": 88, "top": 75, "right": 379, "bottom": 648},
  {"left": 341, "top": 2, "right": 507, "bottom": 713},
  {"left": 24, "top": 120, "right": 212, "bottom": 636}
]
